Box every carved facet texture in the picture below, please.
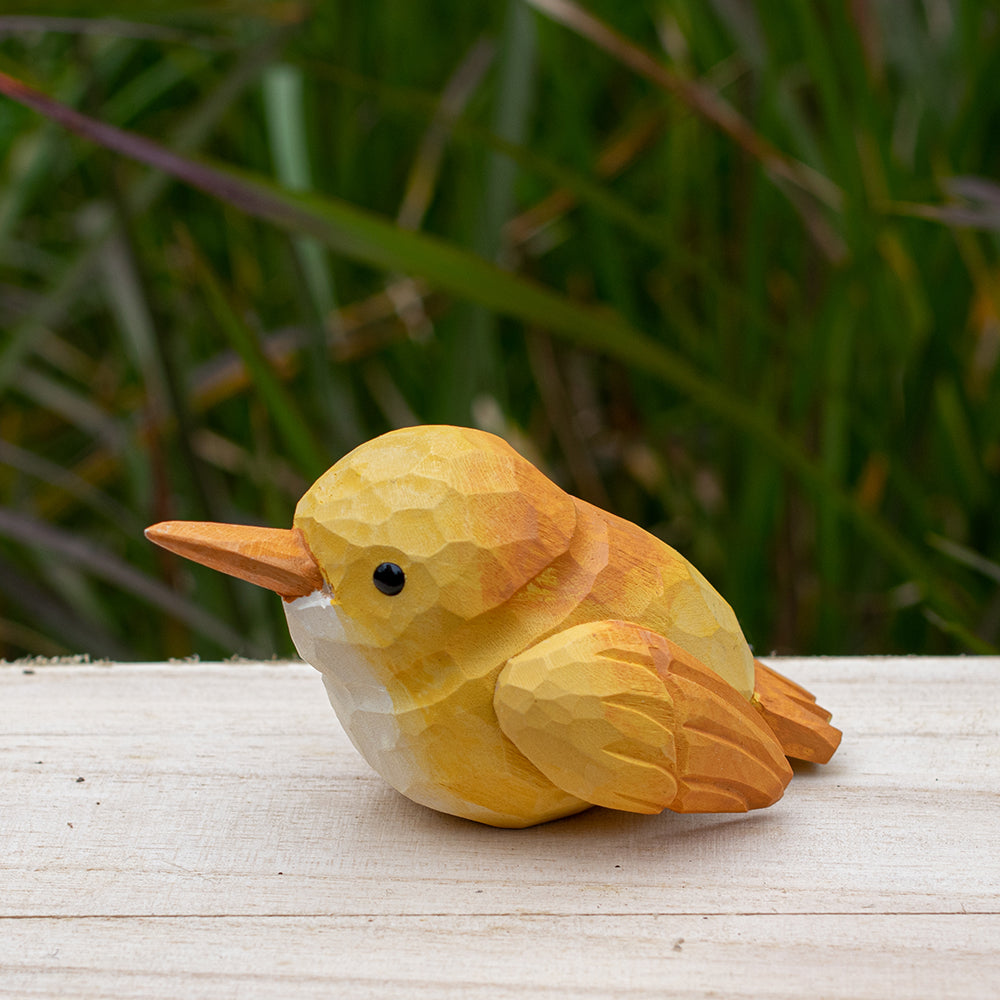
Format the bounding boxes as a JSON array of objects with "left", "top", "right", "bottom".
[
  {"left": 283, "top": 425, "right": 776, "bottom": 825},
  {"left": 752, "top": 660, "right": 843, "bottom": 763},
  {"left": 144, "top": 522, "right": 322, "bottom": 598},
  {"left": 147, "top": 424, "right": 841, "bottom": 827},
  {"left": 495, "top": 620, "right": 793, "bottom": 815}
]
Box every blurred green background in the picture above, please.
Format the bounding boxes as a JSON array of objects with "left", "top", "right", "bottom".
[{"left": 1, "top": 1, "right": 998, "bottom": 662}]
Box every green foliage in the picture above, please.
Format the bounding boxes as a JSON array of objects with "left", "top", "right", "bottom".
[{"left": 1, "top": 2, "right": 998, "bottom": 660}]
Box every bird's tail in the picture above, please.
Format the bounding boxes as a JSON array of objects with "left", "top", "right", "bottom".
[{"left": 751, "top": 661, "right": 842, "bottom": 764}]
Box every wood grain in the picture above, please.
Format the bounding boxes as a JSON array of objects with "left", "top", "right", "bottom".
[
  {"left": 145, "top": 522, "right": 322, "bottom": 598},
  {"left": 495, "top": 621, "right": 792, "bottom": 814},
  {"left": 283, "top": 424, "right": 770, "bottom": 826},
  {"left": 2, "top": 657, "right": 999, "bottom": 998},
  {"left": 752, "top": 659, "right": 842, "bottom": 763}
]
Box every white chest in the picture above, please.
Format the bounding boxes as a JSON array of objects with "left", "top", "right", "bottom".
[
  {"left": 282, "top": 590, "right": 586, "bottom": 827},
  {"left": 283, "top": 590, "right": 402, "bottom": 765},
  {"left": 282, "top": 590, "right": 480, "bottom": 819}
]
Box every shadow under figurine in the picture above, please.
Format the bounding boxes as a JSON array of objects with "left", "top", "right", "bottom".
[{"left": 146, "top": 425, "right": 841, "bottom": 828}]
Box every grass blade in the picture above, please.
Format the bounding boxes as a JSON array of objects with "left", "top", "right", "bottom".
[
  {"left": 0, "top": 64, "right": 988, "bottom": 650},
  {"left": 0, "top": 509, "right": 253, "bottom": 654},
  {"left": 0, "top": 30, "right": 288, "bottom": 393},
  {"left": 523, "top": 0, "right": 842, "bottom": 209},
  {"left": 177, "top": 227, "right": 329, "bottom": 478}
]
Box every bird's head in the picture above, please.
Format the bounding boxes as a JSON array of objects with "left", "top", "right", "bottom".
[{"left": 146, "top": 425, "right": 576, "bottom": 678}]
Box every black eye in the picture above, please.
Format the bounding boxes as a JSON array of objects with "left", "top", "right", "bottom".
[{"left": 372, "top": 562, "right": 405, "bottom": 596}]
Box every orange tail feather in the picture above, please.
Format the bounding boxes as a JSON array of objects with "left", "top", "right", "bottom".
[{"left": 751, "top": 661, "right": 842, "bottom": 764}]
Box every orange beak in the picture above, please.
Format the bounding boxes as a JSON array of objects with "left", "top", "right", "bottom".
[{"left": 145, "top": 521, "right": 324, "bottom": 600}]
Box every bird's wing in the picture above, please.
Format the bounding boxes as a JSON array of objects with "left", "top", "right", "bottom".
[{"left": 494, "top": 620, "right": 793, "bottom": 814}]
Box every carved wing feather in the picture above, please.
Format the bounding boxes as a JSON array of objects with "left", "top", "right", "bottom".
[{"left": 495, "top": 620, "right": 793, "bottom": 815}]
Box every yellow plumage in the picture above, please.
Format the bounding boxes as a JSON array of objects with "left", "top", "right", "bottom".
[{"left": 146, "top": 425, "right": 840, "bottom": 827}]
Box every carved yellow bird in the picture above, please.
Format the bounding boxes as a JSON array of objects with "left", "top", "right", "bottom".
[{"left": 147, "top": 425, "right": 840, "bottom": 828}]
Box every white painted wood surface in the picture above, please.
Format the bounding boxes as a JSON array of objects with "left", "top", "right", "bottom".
[{"left": 2, "top": 657, "right": 998, "bottom": 998}]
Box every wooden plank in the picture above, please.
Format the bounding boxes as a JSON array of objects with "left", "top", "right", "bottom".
[
  {"left": 1, "top": 915, "right": 997, "bottom": 999},
  {"left": 1, "top": 658, "right": 999, "bottom": 998}
]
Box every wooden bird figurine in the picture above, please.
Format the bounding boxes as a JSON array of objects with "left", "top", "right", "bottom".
[{"left": 146, "top": 425, "right": 841, "bottom": 828}]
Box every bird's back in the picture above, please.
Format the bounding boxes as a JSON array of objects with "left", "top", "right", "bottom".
[{"left": 566, "top": 497, "right": 756, "bottom": 699}]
